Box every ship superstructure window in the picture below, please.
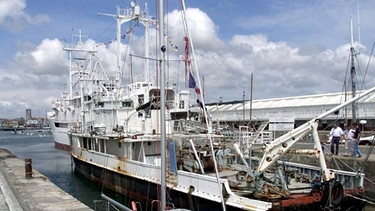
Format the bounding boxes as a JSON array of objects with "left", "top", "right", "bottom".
[
  {"left": 84, "top": 95, "right": 91, "bottom": 101},
  {"left": 179, "top": 100, "right": 185, "bottom": 109},
  {"left": 82, "top": 137, "right": 88, "bottom": 149},
  {"left": 81, "top": 137, "right": 92, "bottom": 150},
  {"left": 138, "top": 95, "right": 144, "bottom": 105},
  {"left": 94, "top": 139, "right": 99, "bottom": 151},
  {"left": 55, "top": 122, "right": 68, "bottom": 128},
  {"left": 100, "top": 140, "right": 105, "bottom": 153},
  {"left": 122, "top": 101, "right": 132, "bottom": 108}
]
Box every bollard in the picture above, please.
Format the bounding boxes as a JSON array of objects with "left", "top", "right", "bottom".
[{"left": 25, "top": 158, "right": 32, "bottom": 178}]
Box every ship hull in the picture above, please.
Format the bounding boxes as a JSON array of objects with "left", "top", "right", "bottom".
[
  {"left": 71, "top": 154, "right": 366, "bottom": 211},
  {"left": 48, "top": 119, "right": 71, "bottom": 150},
  {"left": 72, "top": 156, "right": 234, "bottom": 211}
]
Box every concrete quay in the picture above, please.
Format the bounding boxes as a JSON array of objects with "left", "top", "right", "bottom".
[{"left": 0, "top": 149, "right": 92, "bottom": 211}]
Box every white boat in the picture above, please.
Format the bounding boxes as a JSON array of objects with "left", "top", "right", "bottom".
[
  {"left": 66, "top": 1, "right": 368, "bottom": 210},
  {"left": 47, "top": 29, "right": 103, "bottom": 150}
]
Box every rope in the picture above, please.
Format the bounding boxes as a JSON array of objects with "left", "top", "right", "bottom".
[{"left": 345, "top": 193, "right": 375, "bottom": 205}]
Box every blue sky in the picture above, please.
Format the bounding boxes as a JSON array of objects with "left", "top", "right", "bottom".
[{"left": 1, "top": 0, "right": 375, "bottom": 118}]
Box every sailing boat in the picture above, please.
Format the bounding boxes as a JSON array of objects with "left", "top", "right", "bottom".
[{"left": 66, "top": 1, "right": 369, "bottom": 211}]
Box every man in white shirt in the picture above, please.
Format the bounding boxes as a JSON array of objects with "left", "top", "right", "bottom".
[
  {"left": 330, "top": 123, "right": 344, "bottom": 155},
  {"left": 344, "top": 125, "right": 355, "bottom": 156}
]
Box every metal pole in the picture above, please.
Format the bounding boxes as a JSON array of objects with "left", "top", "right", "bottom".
[{"left": 159, "top": 0, "right": 166, "bottom": 210}]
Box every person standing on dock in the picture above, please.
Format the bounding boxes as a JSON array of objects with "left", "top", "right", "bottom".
[
  {"left": 343, "top": 124, "right": 353, "bottom": 156},
  {"left": 330, "top": 123, "right": 344, "bottom": 155},
  {"left": 352, "top": 123, "right": 362, "bottom": 157}
]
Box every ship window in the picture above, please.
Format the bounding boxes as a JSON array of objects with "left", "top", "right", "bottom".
[
  {"left": 98, "top": 102, "right": 104, "bottom": 108},
  {"left": 83, "top": 137, "right": 88, "bottom": 149},
  {"left": 88, "top": 139, "right": 92, "bottom": 150},
  {"left": 100, "top": 140, "right": 105, "bottom": 153},
  {"left": 179, "top": 100, "right": 184, "bottom": 109},
  {"left": 94, "top": 139, "right": 99, "bottom": 151},
  {"left": 55, "top": 122, "right": 68, "bottom": 128},
  {"left": 118, "top": 142, "right": 121, "bottom": 148},
  {"left": 122, "top": 101, "right": 132, "bottom": 107},
  {"left": 84, "top": 95, "right": 91, "bottom": 101},
  {"left": 138, "top": 95, "right": 144, "bottom": 105}
]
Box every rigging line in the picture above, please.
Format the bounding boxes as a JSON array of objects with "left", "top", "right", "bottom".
[
  {"left": 121, "top": 27, "right": 134, "bottom": 85},
  {"left": 340, "top": 54, "right": 353, "bottom": 105},
  {"left": 354, "top": 53, "right": 365, "bottom": 90},
  {"left": 364, "top": 175, "right": 375, "bottom": 185},
  {"left": 343, "top": 52, "right": 354, "bottom": 96},
  {"left": 93, "top": 19, "right": 116, "bottom": 41},
  {"left": 359, "top": 41, "right": 375, "bottom": 91},
  {"left": 332, "top": 156, "right": 375, "bottom": 187},
  {"left": 180, "top": 1, "right": 224, "bottom": 210},
  {"left": 345, "top": 193, "right": 375, "bottom": 205},
  {"left": 359, "top": 190, "right": 375, "bottom": 202},
  {"left": 328, "top": 155, "right": 364, "bottom": 180},
  {"left": 330, "top": 155, "right": 341, "bottom": 171}
]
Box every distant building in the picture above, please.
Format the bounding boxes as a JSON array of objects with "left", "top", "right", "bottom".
[
  {"left": 26, "top": 109, "right": 32, "bottom": 121},
  {"left": 0, "top": 119, "right": 19, "bottom": 129},
  {"left": 26, "top": 118, "right": 45, "bottom": 128}
]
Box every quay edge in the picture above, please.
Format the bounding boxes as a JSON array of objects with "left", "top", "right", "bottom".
[{"left": 0, "top": 148, "right": 92, "bottom": 211}]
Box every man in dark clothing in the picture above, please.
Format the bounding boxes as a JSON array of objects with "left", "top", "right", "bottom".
[{"left": 352, "top": 123, "right": 362, "bottom": 157}]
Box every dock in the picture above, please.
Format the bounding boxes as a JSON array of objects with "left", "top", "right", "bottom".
[{"left": 0, "top": 149, "right": 92, "bottom": 211}]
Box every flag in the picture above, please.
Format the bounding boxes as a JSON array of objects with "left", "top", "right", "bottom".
[
  {"left": 188, "top": 72, "right": 196, "bottom": 88},
  {"left": 189, "top": 72, "right": 201, "bottom": 95}
]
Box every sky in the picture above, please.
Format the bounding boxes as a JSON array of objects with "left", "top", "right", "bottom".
[{"left": 1, "top": 0, "right": 375, "bottom": 119}]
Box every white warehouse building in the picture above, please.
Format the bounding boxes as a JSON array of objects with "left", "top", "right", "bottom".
[{"left": 205, "top": 90, "right": 375, "bottom": 131}]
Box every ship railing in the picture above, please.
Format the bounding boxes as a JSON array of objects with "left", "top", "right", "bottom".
[
  {"left": 276, "top": 160, "right": 364, "bottom": 189},
  {"left": 173, "top": 119, "right": 206, "bottom": 133}
]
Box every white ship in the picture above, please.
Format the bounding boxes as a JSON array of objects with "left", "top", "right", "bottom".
[
  {"left": 47, "top": 29, "right": 101, "bottom": 150},
  {"left": 56, "top": 1, "right": 368, "bottom": 210}
]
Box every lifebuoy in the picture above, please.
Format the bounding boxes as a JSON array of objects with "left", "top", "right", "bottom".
[
  {"left": 321, "top": 181, "right": 344, "bottom": 208},
  {"left": 331, "top": 181, "right": 344, "bottom": 207}
]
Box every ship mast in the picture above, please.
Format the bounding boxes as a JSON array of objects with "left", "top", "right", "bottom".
[
  {"left": 158, "top": 0, "right": 167, "bottom": 210},
  {"left": 350, "top": 17, "right": 357, "bottom": 123},
  {"left": 99, "top": 3, "right": 151, "bottom": 91}
]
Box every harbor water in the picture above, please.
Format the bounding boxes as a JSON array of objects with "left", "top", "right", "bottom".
[{"left": 0, "top": 130, "right": 102, "bottom": 209}]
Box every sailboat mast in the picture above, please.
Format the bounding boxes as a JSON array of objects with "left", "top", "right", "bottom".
[
  {"left": 158, "top": 0, "right": 167, "bottom": 210},
  {"left": 250, "top": 73, "right": 253, "bottom": 123},
  {"left": 242, "top": 87, "right": 245, "bottom": 125},
  {"left": 350, "top": 17, "right": 357, "bottom": 123}
]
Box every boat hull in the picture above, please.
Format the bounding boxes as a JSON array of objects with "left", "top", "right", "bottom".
[
  {"left": 48, "top": 119, "right": 71, "bottom": 150},
  {"left": 71, "top": 154, "right": 366, "bottom": 211},
  {"left": 72, "top": 156, "right": 234, "bottom": 211}
]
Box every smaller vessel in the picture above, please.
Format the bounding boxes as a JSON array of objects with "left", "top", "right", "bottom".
[{"left": 47, "top": 29, "right": 100, "bottom": 150}]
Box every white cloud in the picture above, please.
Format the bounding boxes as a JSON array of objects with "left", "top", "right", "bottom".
[
  {"left": 0, "top": 0, "right": 49, "bottom": 32},
  {"left": 167, "top": 8, "right": 223, "bottom": 51},
  {"left": 30, "top": 39, "right": 66, "bottom": 74},
  {"left": 2, "top": 3, "right": 375, "bottom": 119}
]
